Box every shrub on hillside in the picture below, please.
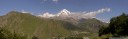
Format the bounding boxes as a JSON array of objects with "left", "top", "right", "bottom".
[{"left": 0, "top": 27, "right": 27, "bottom": 39}]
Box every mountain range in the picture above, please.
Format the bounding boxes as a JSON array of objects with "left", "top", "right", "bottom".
[{"left": 0, "top": 10, "right": 108, "bottom": 39}]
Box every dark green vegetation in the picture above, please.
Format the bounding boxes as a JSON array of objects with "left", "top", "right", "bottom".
[
  {"left": 0, "top": 11, "right": 106, "bottom": 39},
  {"left": 99, "top": 13, "right": 128, "bottom": 38},
  {"left": 0, "top": 27, "right": 27, "bottom": 39}
]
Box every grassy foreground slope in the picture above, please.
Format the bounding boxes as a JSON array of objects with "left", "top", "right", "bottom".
[{"left": 0, "top": 11, "right": 77, "bottom": 39}]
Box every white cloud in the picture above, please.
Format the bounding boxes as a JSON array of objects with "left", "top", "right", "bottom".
[
  {"left": 81, "top": 8, "right": 111, "bottom": 18},
  {"left": 52, "top": 0, "right": 58, "bottom": 2},
  {"left": 21, "top": 10, "right": 35, "bottom": 15},
  {"left": 21, "top": 10, "right": 30, "bottom": 13},
  {"left": 62, "top": 8, "right": 111, "bottom": 19},
  {"left": 38, "top": 8, "right": 111, "bottom": 20},
  {"left": 41, "top": 0, "right": 47, "bottom": 3},
  {"left": 41, "top": 0, "right": 59, "bottom": 3},
  {"left": 38, "top": 12, "right": 56, "bottom": 18}
]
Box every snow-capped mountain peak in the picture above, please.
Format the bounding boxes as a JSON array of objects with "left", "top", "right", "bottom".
[
  {"left": 38, "top": 9, "right": 71, "bottom": 18},
  {"left": 57, "top": 9, "right": 71, "bottom": 16}
]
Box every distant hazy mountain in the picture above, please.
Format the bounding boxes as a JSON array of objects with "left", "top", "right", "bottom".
[
  {"left": 52, "top": 17, "right": 106, "bottom": 32},
  {"left": 38, "top": 9, "right": 107, "bottom": 32}
]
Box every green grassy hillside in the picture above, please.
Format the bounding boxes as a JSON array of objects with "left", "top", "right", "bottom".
[
  {"left": 0, "top": 11, "right": 79, "bottom": 39},
  {"left": 0, "top": 11, "right": 108, "bottom": 39}
]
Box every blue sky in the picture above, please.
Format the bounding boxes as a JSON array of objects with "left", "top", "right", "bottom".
[{"left": 0, "top": 0, "right": 128, "bottom": 22}]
